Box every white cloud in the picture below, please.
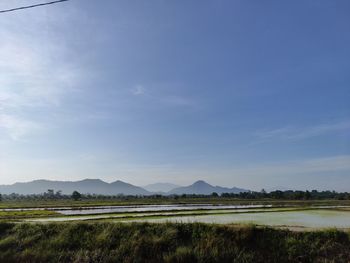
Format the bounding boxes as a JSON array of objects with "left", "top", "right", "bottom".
[
  {"left": 0, "top": 37, "right": 79, "bottom": 108},
  {"left": 0, "top": 114, "right": 42, "bottom": 140},
  {"left": 0, "top": 6, "right": 82, "bottom": 140}
]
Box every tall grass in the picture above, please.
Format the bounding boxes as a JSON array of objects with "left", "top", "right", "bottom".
[{"left": 0, "top": 222, "right": 349, "bottom": 262}]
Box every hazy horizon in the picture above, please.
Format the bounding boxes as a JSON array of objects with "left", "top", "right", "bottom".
[
  {"left": 1, "top": 1, "right": 349, "bottom": 192},
  {"left": 0, "top": 177, "right": 346, "bottom": 193}
]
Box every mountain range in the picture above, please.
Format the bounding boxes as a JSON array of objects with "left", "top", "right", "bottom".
[
  {"left": 0, "top": 179, "right": 249, "bottom": 195},
  {"left": 143, "top": 183, "right": 181, "bottom": 193},
  {"left": 169, "top": 180, "right": 248, "bottom": 195},
  {"left": 0, "top": 179, "right": 150, "bottom": 196}
]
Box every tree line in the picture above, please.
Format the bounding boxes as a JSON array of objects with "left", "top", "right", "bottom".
[
  {"left": 0, "top": 189, "right": 349, "bottom": 201},
  {"left": 220, "top": 189, "right": 350, "bottom": 200}
]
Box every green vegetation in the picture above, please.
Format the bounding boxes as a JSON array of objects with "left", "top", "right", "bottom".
[
  {"left": 0, "top": 222, "right": 349, "bottom": 262},
  {"left": 0, "top": 210, "right": 60, "bottom": 220},
  {"left": 72, "top": 191, "right": 82, "bottom": 201},
  {"left": 2, "top": 189, "right": 350, "bottom": 203},
  {"left": 227, "top": 189, "right": 350, "bottom": 200},
  {"left": 1, "top": 196, "right": 350, "bottom": 210}
]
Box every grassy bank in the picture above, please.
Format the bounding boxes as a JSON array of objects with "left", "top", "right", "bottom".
[{"left": 0, "top": 222, "right": 349, "bottom": 262}]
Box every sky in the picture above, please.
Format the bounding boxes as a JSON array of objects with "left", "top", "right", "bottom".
[{"left": 0, "top": 0, "right": 349, "bottom": 191}]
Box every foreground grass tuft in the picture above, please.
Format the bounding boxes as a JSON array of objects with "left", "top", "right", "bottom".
[{"left": 0, "top": 222, "right": 349, "bottom": 262}]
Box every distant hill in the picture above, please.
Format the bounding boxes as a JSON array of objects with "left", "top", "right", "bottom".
[
  {"left": 0, "top": 179, "right": 151, "bottom": 196},
  {"left": 143, "top": 183, "right": 181, "bottom": 193},
  {"left": 168, "top": 180, "right": 249, "bottom": 195},
  {"left": 0, "top": 179, "right": 249, "bottom": 196}
]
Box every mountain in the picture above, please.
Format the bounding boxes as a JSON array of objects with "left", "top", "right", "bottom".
[
  {"left": 110, "top": 180, "right": 151, "bottom": 195},
  {"left": 168, "top": 180, "right": 248, "bottom": 195},
  {"left": 0, "top": 179, "right": 151, "bottom": 195},
  {"left": 143, "top": 183, "right": 181, "bottom": 193},
  {"left": 0, "top": 179, "right": 249, "bottom": 196}
]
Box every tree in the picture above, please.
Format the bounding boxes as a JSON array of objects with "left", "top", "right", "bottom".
[
  {"left": 72, "top": 191, "right": 82, "bottom": 201},
  {"left": 0, "top": 193, "right": 2, "bottom": 202},
  {"left": 270, "top": 190, "right": 284, "bottom": 199},
  {"left": 211, "top": 192, "right": 219, "bottom": 197},
  {"left": 304, "top": 190, "right": 311, "bottom": 200},
  {"left": 55, "top": 190, "right": 62, "bottom": 199},
  {"left": 45, "top": 189, "right": 55, "bottom": 199}
]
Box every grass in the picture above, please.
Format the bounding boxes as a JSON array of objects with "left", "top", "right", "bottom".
[
  {"left": 0, "top": 222, "right": 349, "bottom": 262},
  {"left": 0, "top": 210, "right": 60, "bottom": 220},
  {"left": 1, "top": 198, "right": 350, "bottom": 209}
]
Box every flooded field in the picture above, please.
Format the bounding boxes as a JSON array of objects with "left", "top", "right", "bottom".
[
  {"left": 121, "top": 209, "right": 350, "bottom": 229},
  {"left": 26, "top": 207, "right": 293, "bottom": 222},
  {"left": 2, "top": 204, "right": 272, "bottom": 215},
  {"left": 19, "top": 203, "right": 350, "bottom": 229}
]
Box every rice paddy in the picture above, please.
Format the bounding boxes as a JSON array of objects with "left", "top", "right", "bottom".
[{"left": 2, "top": 202, "right": 348, "bottom": 230}]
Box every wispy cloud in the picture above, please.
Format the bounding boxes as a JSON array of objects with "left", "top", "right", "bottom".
[
  {"left": 130, "top": 84, "right": 196, "bottom": 107},
  {"left": 131, "top": 85, "right": 146, "bottom": 96},
  {"left": 229, "top": 155, "right": 350, "bottom": 177},
  {"left": 221, "top": 155, "right": 350, "bottom": 191},
  {"left": 255, "top": 120, "right": 350, "bottom": 142},
  {"left": 0, "top": 114, "right": 42, "bottom": 140},
  {"left": 161, "top": 95, "right": 195, "bottom": 107},
  {"left": 0, "top": 7, "right": 82, "bottom": 140}
]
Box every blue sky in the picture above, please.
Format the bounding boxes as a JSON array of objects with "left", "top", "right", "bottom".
[{"left": 0, "top": 0, "right": 349, "bottom": 191}]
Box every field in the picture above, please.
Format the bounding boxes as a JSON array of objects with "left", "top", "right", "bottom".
[
  {"left": 1, "top": 199, "right": 350, "bottom": 228},
  {"left": 1, "top": 199, "right": 350, "bottom": 262},
  {"left": 2, "top": 197, "right": 350, "bottom": 209}
]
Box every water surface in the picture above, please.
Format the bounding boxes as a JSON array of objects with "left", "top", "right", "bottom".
[
  {"left": 4, "top": 204, "right": 272, "bottom": 215},
  {"left": 124, "top": 209, "right": 350, "bottom": 228}
]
